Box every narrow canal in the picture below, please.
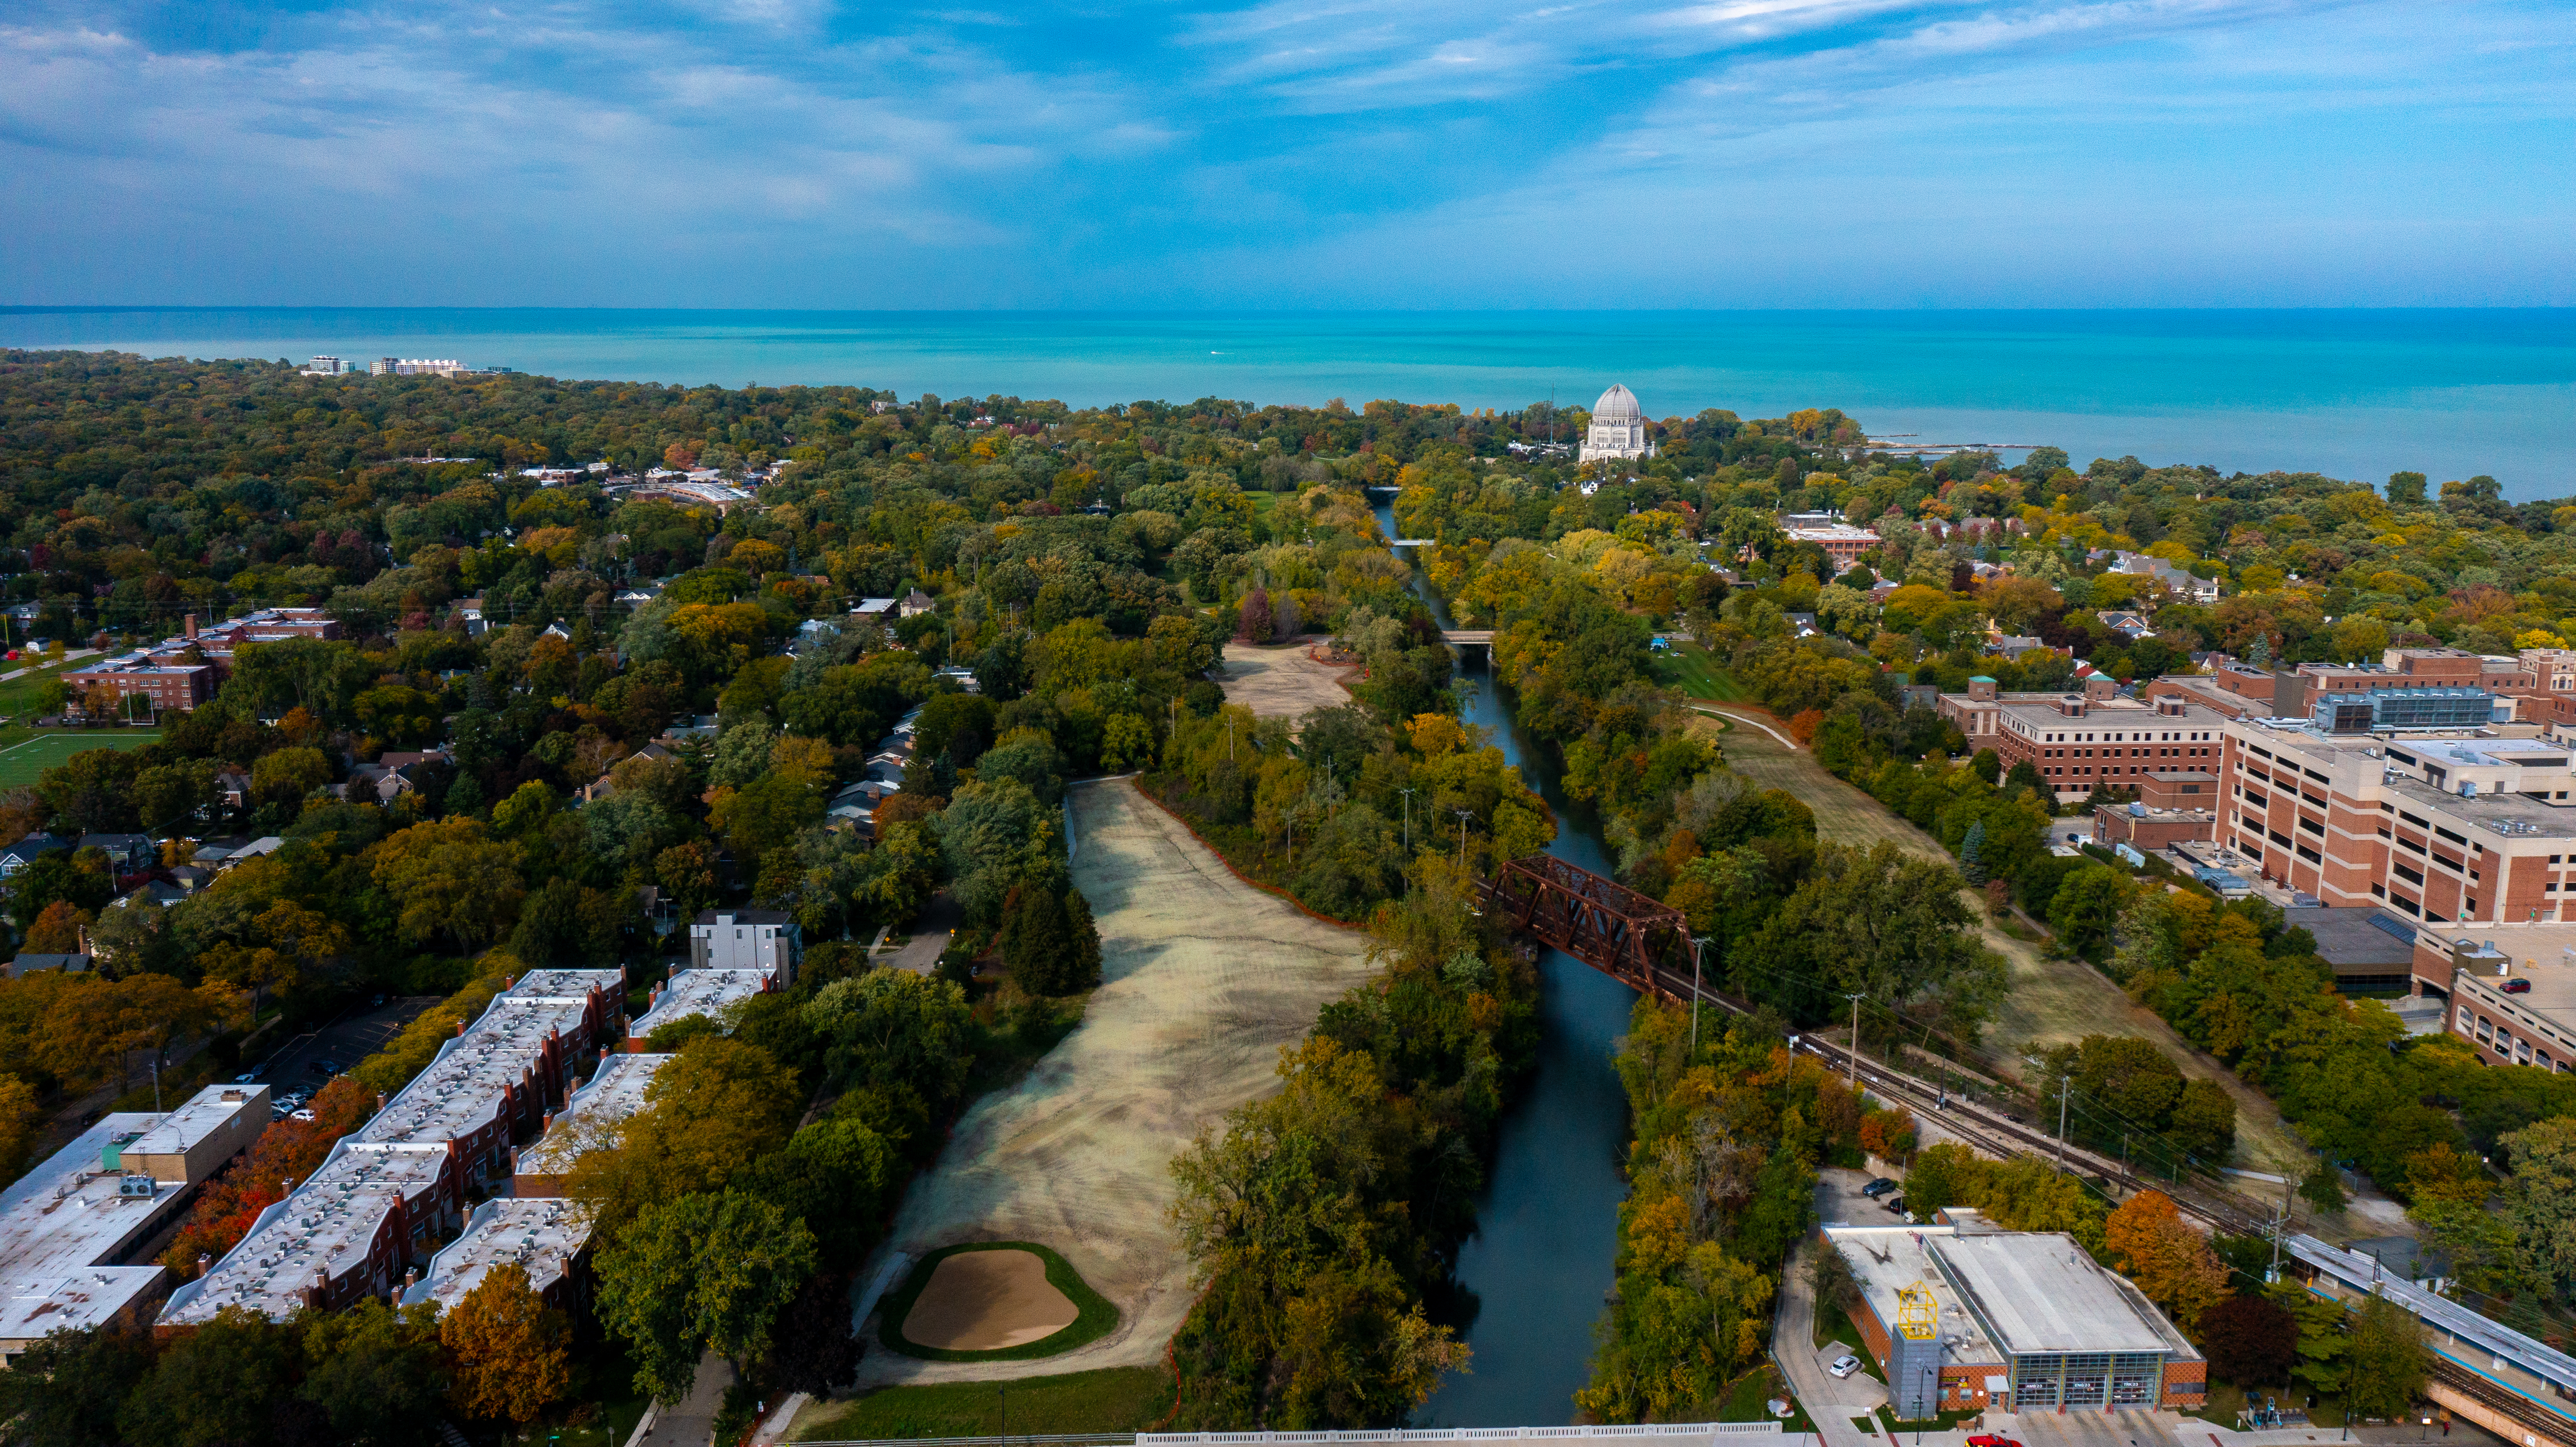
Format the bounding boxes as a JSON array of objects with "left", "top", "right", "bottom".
[{"left": 1375, "top": 500, "right": 1639, "bottom": 1426}]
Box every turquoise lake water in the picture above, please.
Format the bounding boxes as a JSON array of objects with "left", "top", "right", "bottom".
[{"left": 5, "top": 308, "right": 2571, "bottom": 499}]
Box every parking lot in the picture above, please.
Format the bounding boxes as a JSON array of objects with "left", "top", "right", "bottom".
[{"left": 237, "top": 995, "right": 442, "bottom": 1115}]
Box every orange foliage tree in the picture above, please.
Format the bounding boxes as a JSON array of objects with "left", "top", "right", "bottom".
[
  {"left": 442, "top": 1260, "right": 572, "bottom": 1423},
  {"left": 157, "top": 1076, "right": 373, "bottom": 1275},
  {"left": 2103, "top": 1190, "right": 2230, "bottom": 1334}
]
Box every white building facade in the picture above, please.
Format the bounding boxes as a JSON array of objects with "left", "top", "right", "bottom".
[{"left": 1579, "top": 384, "right": 1656, "bottom": 462}]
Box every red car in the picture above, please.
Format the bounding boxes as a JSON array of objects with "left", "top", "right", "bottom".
[{"left": 1965, "top": 1436, "right": 2022, "bottom": 1447}]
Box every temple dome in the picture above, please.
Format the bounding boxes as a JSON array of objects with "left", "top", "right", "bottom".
[{"left": 1591, "top": 384, "right": 1642, "bottom": 421}]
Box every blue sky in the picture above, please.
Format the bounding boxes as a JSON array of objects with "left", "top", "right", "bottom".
[{"left": 5, "top": 0, "right": 2573, "bottom": 307}]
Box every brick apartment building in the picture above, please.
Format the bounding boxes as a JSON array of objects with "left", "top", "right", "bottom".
[
  {"left": 65, "top": 608, "right": 346, "bottom": 715},
  {"left": 2210, "top": 717, "right": 2573, "bottom": 927},
  {"left": 1938, "top": 674, "right": 2229, "bottom": 803},
  {"left": 2149, "top": 647, "right": 2549, "bottom": 724},
  {"left": 161, "top": 970, "right": 625, "bottom": 1324}
]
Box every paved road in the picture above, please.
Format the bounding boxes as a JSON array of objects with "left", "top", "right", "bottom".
[
  {"left": 1780, "top": 1175, "right": 1892, "bottom": 1447},
  {"left": 248, "top": 995, "right": 442, "bottom": 1098},
  {"left": 875, "top": 892, "right": 960, "bottom": 975}
]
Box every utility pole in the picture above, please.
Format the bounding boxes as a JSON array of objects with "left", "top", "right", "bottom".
[
  {"left": 1844, "top": 992, "right": 1864, "bottom": 1088},
  {"left": 1455, "top": 808, "right": 1473, "bottom": 861},
  {"left": 1399, "top": 788, "right": 1414, "bottom": 851},
  {"left": 2056, "top": 1074, "right": 2071, "bottom": 1171},
  {"left": 1690, "top": 936, "right": 1712, "bottom": 1050}
]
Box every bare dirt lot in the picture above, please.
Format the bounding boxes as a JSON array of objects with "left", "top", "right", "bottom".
[
  {"left": 1694, "top": 713, "right": 2315, "bottom": 1177},
  {"left": 1217, "top": 640, "right": 1357, "bottom": 724},
  {"left": 903, "top": 1250, "right": 1078, "bottom": 1350},
  {"left": 847, "top": 779, "right": 1377, "bottom": 1386}
]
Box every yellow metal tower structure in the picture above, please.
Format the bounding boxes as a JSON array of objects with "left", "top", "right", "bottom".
[{"left": 1897, "top": 1283, "right": 1938, "bottom": 1339}]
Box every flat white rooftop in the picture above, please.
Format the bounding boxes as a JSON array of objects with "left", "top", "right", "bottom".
[
  {"left": 516, "top": 1053, "right": 670, "bottom": 1179},
  {"left": 402, "top": 1198, "right": 590, "bottom": 1315},
  {"left": 1, "top": 1116, "right": 197, "bottom": 1282},
  {"left": 1931, "top": 1231, "right": 2196, "bottom": 1358},
  {"left": 627, "top": 968, "right": 770, "bottom": 1041},
  {"left": 506, "top": 969, "right": 624, "bottom": 1001},
  {"left": 1824, "top": 1225, "right": 2002, "bottom": 1366},
  {"left": 122, "top": 1085, "right": 266, "bottom": 1166},
  {"left": 359, "top": 996, "right": 591, "bottom": 1146},
  {"left": 163, "top": 1143, "right": 449, "bottom": 1324}
]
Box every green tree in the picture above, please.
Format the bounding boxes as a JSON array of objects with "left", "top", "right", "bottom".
[
  {"left": 297, "top": 1296, "right": 446, "bottom": 1446},
  {"left": 116, "top": 1305, "right": 300, "bottom": 1447},
  {"left": 1000, "top": 883, "right": 1104, "bottom": 996},
  {"left": 368, "top": 817, "right": 525, "bottom": 949},
  {"left": 2498, "top": 1117, "right": 2576, "bottom": 1298},
  {"left": 595, "top": 1191, "right": 818, "bottom": 1401},
  {"left": 0, "top": 1325, "right": 158, "bottom": 1447},
  {"left": 802, "top": 969, "right": 974, "bottom": 1108},
  {"left": 2047, "top": 863, "right": 2131, "bottom": 958},
  {"left": 2342, "top": 1294, "right": 2427, "bottom": 1421}
]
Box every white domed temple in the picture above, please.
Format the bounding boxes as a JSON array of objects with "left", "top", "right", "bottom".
[{"left": 1579, "top": 384, "right": 1655, "bottom": 462}]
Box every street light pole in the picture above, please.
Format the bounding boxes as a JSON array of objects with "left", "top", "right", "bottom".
[
  {"left": 2056, "top": 1074, "right": 2072, "bottom": 1171},
  {"left": 1455, "top": 808, "right": 1473, "bottom": 861}
]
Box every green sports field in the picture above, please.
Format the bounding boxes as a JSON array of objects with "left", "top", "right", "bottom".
[{"left": 0, "top": 731, "right": 162, "bottom": 789}]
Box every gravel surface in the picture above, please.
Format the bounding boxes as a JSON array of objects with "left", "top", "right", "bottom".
[{"left": 847, "top": 778, "right": 1375, "bottom": 1386}]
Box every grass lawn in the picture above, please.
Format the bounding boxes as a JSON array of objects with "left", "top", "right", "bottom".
[
  {"left": 0, "top": 729, "right": 163, "bottom": 789},
  {"left": 793, "top": 1366, "right": 1174, "bottom": 1441},
  {"left": 1713, "top": 1364, "right": 1813, "bottom": 1434},
  {"left": 1656, "top": 641, "right": 1752, "bottom": 703}
]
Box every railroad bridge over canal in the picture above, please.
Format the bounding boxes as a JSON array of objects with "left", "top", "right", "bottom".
[{"left": 1487, "top": 852, "right": 2576, "bottom": 1447}]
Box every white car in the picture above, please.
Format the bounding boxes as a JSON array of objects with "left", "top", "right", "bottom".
[{"left": 1827, "top": 1354, "right": 1863, "bottom": 1380}]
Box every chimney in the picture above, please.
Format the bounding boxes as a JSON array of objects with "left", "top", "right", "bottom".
[
  {"left": 184, "top": 613, "right": 198, "bottom": 640},
  {"left": 377, "top": 1092, "right": 388, "bottom": 1110},
  {"left": 196, "top": 1252, "right": 212, "bottom": 1278},
  {"left": 455, "top": 1019, "right": 465, "bottom": 1037},
  {"left": 404, "top": 1266, "right": 420, "bottom": 1288}
]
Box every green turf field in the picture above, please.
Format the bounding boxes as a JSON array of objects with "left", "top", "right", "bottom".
[
  {"left": 1655, "top": 640, "right": 1753, "bottom": 702},
  {"left": 0, "top": 731, "right": 162, "bottom": 789}
]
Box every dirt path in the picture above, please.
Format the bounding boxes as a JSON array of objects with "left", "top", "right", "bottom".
[
  {"left": 847, "top": 778, "right": 1376, "bottom": 1386},
  {"left": 1694, "top": 715, "right": 2316, "bottom": 1177}
]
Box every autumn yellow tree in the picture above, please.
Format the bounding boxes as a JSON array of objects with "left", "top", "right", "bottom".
[
  {"left": 441, "top": 1261, "right": 571, "bottom": 1423},
  {"left": 368, "top": 817, "right": 525, "bottom": 949},
  {"left": 0, "top": 1074, "right": 37, "bottom": 1176},
  {"left": 2104, "top": 1190, "right": 2230, "bottom": 1334}
]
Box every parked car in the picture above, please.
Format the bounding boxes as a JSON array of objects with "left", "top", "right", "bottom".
[
  {"left": 2502, "top": 978, "right": 2532, "bottom": 994},
  {"left": 1860, "top": 1177, "right": 1899, "bottom": 1198},
  {"left": 290, "top": 1108, "right": 316, "bottom": 1123},
  {"left": 233, "top": 1064, "right": 268, "bottom": 1083},
  {"left": 1966, "top": 1435, "right": 2022, "bottom": 1447},
  {"left": 309, "top": 1058, "right": 341, "bottom": 1076},
  {"left": 1881, "top": 1195, "right": 1908, "bottom": 1217},
  {"left": 1827, "top": 1354, "right": 1863, "bottom": 1380}
]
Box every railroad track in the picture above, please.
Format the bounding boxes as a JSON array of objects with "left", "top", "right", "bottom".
[
  {"left": 1636, "top": 962, "right": 2271, "bottom": 1237},
  {"left": 2428, "top": 1354, "right": 2576, "bottom": 1447}
]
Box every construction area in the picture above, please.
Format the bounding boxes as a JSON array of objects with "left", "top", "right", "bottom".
[{"left": 836, "top": 778, "right": 1377, "bottom": 1394}]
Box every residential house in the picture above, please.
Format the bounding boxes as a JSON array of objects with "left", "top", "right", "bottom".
[
  {"left": 78, "top": 834, "right": 157, "bottom": 874},
  {"left": 899, "top": 589, "right": 936, "bottom": 618},
  {"left": 2096, "top": 611, "right": 2156, "bottom": 641},
  {"left": 686, "top": 909, "right": 801, "bottom": 978},
  {"left": 7, "top": 954, "right": 91, "bottom": 979},
  {"left": 0, "top": 835, "right": 70, "bottom": 878}
]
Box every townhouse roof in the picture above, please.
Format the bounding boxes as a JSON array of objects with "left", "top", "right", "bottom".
[
  {"left": 628, "top": 969, "right": 772, "bottom": 1042},
  {"left": 515, "top": 1053, "right": 671, "bottom": 1179},
  {"left": 400, "top": 1197, "right": 592, "bottom": 1315}
]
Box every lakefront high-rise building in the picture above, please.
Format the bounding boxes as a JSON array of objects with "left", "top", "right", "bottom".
[{"left": 1579, "top": 384, "right": 1655, "bottom": 461}]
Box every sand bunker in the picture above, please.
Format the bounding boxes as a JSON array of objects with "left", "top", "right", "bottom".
[
  {"left": 902, "top": 1250, "right": 1079, "bottom": 1350},
  {"left": 848, "top": 779, "right": 1376, "bottom": 1386}
]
